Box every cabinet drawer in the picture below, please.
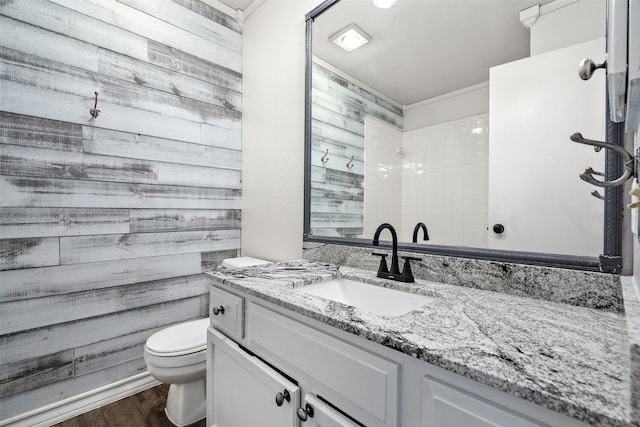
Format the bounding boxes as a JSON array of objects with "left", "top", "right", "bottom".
[
  {"left": 423, "top": 376, "right": 539, "bottom": 427},
  {"left": 247, "top": 303, "right": 398, "bottom": 427},
  {"left": 209, "top": 286, "right": 244, "bottom": 340}
]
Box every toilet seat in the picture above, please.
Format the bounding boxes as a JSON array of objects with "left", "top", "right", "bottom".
[
  {"left": 144, "top": 346, "right": 206, "bottom": 370},
  {"left": 145, "top": 318, "right": 209, "bottom": 357}
]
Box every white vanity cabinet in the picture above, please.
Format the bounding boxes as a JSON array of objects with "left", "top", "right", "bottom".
[{"left": 207, "top": 284, "right": 593, "bottom": 427}]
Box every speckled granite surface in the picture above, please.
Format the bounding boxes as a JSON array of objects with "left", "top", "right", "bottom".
[
  {"left": 303, "top": 242, "right": 623, "bottom": 311},
  {"left": 623, "top": 277, "right": 640, "bottom": 423},
  {"left": 206, "top": 261, "right": 636, "bottom": 427}
]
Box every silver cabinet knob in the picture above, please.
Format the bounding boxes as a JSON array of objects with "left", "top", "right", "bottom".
[
  {"left": 212, "top": 305, "right": 225, "bottom": 315},
  {"left": 578, "top": 58, "right": 606, "bottom": 80},
  {"left": 275, "top": 389, "right": 290, "bottom": 407},
  {"left": 297, "top": 403, "right": 314, "bottom": 421}
]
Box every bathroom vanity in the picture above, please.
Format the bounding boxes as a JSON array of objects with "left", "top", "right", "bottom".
[{"left": 205, "top": 261, "right": 636, "bottom": 427}]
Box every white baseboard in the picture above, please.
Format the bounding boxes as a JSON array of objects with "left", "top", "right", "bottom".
[{"left": 0, "top": 372, "right": 160, "bottom": 427}]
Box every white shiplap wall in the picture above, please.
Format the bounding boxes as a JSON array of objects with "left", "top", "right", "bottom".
[{"left": 0, "top": 0, "right": 241, "bottom": 420}]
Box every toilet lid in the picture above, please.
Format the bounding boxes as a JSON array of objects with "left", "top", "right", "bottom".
[
  {"left": 221, "top": 256, "right": 271, "bottom": 268},
  {"left": 146, "top": 318, "right": 209, "bottom": 356}
]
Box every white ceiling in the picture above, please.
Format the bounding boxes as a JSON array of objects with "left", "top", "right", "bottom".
[
  {"left": 313, "top": 0, "right": 550, "bottom": 106},
  {"left": 217, "top": 0, "right": 552, "bottom": 106}
]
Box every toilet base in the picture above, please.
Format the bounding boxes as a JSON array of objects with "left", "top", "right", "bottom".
[{"left": 164, "top": 379, "right": 206, "bottom": 426}]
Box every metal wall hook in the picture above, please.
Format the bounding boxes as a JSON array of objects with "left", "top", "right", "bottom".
[
  {"left": 89, "top": 91, "right": 101, "bottom": 119},
  {"left": 591, "top": 190, "right": 605, "bottom": 200},
  {"left": 320, "top": 149, "right": 329, "bottom": 165},
  {"left": 346, "top": 155, "right": 354, "bottom": 169},
  {"left": 570, "top": 132, "right": 635, "bottom": 188}
]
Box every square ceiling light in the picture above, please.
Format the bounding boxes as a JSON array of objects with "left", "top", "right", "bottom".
[
  {"left": 373, "top": 0, "right": 397, "bottom": 8},
  {"left": 330, "top": 24, "right": 371, "bottom": 52}
]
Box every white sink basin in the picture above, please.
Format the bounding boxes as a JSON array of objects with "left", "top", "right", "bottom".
[{"left": 298, "top": 278, "right": 433, "bottom": 317}]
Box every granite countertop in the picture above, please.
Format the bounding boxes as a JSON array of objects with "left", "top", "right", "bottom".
[{"left": 205, "top": 260, "right": 635, "bottom": 427}]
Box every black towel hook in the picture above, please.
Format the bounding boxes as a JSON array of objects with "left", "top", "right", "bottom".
[
  {"left": 90, "top": 91, "right": 101, "bottom": 119},
  {"left": 321, "top": 149, "right": 329, "bottom": 165},
  {"left": 346, "top": 155, "right": 354, "bottom": 169}
]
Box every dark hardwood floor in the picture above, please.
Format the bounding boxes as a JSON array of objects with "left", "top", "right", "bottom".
[{"left": 53, "top": 384, "right": 206, "bottom": 427}]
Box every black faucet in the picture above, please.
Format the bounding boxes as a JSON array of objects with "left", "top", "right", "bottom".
[
  {"left": 412, "top": 222, "right": 430, "bottom": 242},
  {"left": 372, "top": 223, "right": 421, "bottom": 283}
]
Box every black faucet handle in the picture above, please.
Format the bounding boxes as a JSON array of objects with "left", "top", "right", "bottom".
[
  {"left": 372, "top": 252, "right": 389, "bottom": 274},
  {"left": 400, "top": 261, "right": 415, "bottom": 282},
  {"left": 399, "top": 256, "right": 421, "bottom": 283}
]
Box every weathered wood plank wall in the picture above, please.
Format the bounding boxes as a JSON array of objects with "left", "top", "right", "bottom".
[
  {"left": 0, "top": 0, "right": 241, "bottom": 421},
  {"left": 310, "top": 61, "right": 403, "bottom": 238}
]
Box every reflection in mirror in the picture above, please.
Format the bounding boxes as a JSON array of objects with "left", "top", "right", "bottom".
[{"left": 307, "top": 0, "right": 610, "bottom": 258}]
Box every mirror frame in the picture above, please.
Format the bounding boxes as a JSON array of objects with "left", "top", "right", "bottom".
[{"left": 303, "top": 0, "right": 625, "bottom": 273}]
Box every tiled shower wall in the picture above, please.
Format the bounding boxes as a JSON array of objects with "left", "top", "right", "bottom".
[{"left": 401, "top": 114, "right": 489, "bottom": 247}]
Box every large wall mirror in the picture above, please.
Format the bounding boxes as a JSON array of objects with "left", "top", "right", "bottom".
[{"left": 304, "top": 0, "right": 625, "bottom": 272}]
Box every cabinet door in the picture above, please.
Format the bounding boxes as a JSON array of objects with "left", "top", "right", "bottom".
[
  {"left": 208, "top": 328, "right": 300, "bottom": 427},
  {"left": 247, "top": 303, "right": 398, "bottom": 427},
  {"left": 300, "top": 394, "right": 362, "bottom": 427},
  {"left": 423, "top": 377, "right": 539, "bottom": 427}
]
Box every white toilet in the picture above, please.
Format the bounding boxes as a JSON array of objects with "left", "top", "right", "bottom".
[
  {"left": 144, "top": 317, "right": 210, "bottom": 426},
  {"left": 144, "top": 257, "right": 270, "bottom": 426}
]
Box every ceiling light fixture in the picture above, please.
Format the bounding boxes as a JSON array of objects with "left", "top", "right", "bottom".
[
  {"left": 330, "top": 24, "right": 371, "bottom": 52},
  {"left": 373, "top": 0, "right": 397, "bottom": 9}
]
